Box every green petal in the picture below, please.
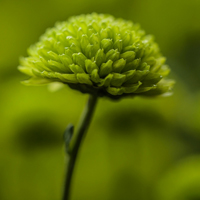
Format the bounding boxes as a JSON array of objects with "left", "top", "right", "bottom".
[
  {"left": 98, "top": 74, "right": 113, "bottom": 87},
  {"left": 47, "top": 51, "right": 60, "bottom": 61},
  {"left": 48, "top": 60, "right": 67, "bottom": 73},
  {"left": 72, "top": 53, "right": 87, "bottom": 70},
  {"left": 85, "top": 59, "right": 98, "bottom": 74},
  {"left": 120, "top": 51, "right": 135, "bottom": 63},
  {"left": 21, "top": 77, "right": 53, "bottom": 85},
  {"left": 113, "top": 58, "right": 126, "bottom": 73},
  {"left": 123, "top": 81, "right": 142, "bottom": 93},
  {"left": 18, "top": 66, "right": 34, "bottom": 76},
  {"left": 56, "top": 72, "right": 78, "bottom": 83},
  {"left": 122, "top": 70, "right": 136, "bottom": 82},
  {"left": 125, "top": 70, "right": 149, "bottom": 84},
  {"left": 101, "top": 39, "right": 113, "bottom": 53},
  {"left": 106, "top": 49, "right": 120, "bottom": 62},
  {"left": 69, "top": 64, "right": 85, "bottom": 74},
  {"left": 142, "top": 72, "right": 163, "bottom": 84},
  {"left": 113, "top": 39, "right": 123, "bottom": 52},
  {"left": 122, "top": 58, "right": 141, "bottom": 72},
  {"left": 99, "top": 60, "right": 113, "bottom": 77},
  {"left": 76, "top": 73, "right": 93, "bottom": 85},
  {"left": 81, "top": 35, "right": 90, "bottom": 52},
  {"left": 95, "top": 49, "right": 106, "bottom": 67},
  {"left": 142, "top": 79, "right": 175, "bottom": 96},
  {"left": 106, "top": 87, "right": 124, "bottom": 95},
  {"left": 111, "top": 73, "right": 126, "bottom": 87},
  {"left": 59, "top": 54, "right": 73, "bottom": 68},
  {"left": 91, "top": 69, "right": 101, "bottom": 83}
]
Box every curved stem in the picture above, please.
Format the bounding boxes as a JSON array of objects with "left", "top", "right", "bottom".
[{"left": 63, "top": 95, "right": 98, "bottom": 200}]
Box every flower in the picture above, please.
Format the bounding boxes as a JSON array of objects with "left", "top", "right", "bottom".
[{"left": 18, "top": 13, "right": 174, "bottom": 99}]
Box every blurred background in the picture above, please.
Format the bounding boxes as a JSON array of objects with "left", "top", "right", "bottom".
[{"left": 0, "top": 0, "right": 200, "bottom": 199}]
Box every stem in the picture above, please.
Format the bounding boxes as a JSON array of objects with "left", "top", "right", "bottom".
[{"left": 63, "top": 95, "right": 98, "bottom": 200}]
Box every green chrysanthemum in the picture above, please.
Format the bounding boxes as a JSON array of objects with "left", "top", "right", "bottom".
[{"left": 18, "top": 13, "right": 174, "bottom": 99}]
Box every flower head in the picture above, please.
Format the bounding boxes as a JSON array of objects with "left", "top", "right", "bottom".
[{"left": 18, "top": 13, "right": 174, "bottom": 99}]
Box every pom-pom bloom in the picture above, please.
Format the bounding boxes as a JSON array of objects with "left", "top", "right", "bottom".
[
  {"left": 18, "top": 13, "right": 174, "bottom": 99},
  {"left": 18, "top": 13, "right": 175, "bottom": 200}
]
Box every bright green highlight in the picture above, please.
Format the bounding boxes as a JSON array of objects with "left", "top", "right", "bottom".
[{"left": 18, "top": 13, "right": 174, "bottom": 98}]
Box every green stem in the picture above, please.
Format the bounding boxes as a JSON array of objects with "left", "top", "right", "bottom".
[{"left": 63, "top": 95, "right": 98, "bottom": 200}]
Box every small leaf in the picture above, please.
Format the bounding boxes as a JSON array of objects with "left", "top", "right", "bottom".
[{"left": 64, "top": 124, "right": 74, "bottom": 154}]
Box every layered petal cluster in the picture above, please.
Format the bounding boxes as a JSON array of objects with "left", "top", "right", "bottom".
[{"left": 18, "top": 13, "right": 174, "bottom": 99}]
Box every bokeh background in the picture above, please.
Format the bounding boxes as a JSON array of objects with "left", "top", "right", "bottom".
[{"left": 1, "top": 0, "right": 200, "bottom": 199}]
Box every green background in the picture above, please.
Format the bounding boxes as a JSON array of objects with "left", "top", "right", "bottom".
[{"left": 1, "top": 0, "right": 200, "bottom": 199}]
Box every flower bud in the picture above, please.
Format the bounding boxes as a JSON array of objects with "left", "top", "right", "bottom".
[{"left": 18, "top": 13, "right": 174, "bottom": 99}]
